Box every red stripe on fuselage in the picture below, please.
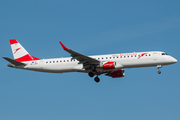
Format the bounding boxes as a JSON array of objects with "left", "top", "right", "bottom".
[
  {"left": 15, "top": 54, "right": 41, "bottom": 62},
  {"left": 10, "top": 39, "right": 18, "bottom": 45}
]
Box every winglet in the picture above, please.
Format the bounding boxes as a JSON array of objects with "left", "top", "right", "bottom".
[{"left": 59, "top": 41, "right": 69, "bottom": 50}]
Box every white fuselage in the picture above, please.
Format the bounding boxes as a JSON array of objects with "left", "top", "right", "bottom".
[{"left": 17, "top": 51, "right": 177, "bottom": 73}]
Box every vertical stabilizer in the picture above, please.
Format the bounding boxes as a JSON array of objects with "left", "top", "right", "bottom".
[{"left": 10, "top": 39, "right": 40, "bottom": 62}]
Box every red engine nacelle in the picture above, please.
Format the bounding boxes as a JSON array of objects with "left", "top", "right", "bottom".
[
  {"left": 102, "top": 61, "right": 115, "bottom": 69},
  {"left": 106, "top": 70, "right": 125, "bottom": 78}
]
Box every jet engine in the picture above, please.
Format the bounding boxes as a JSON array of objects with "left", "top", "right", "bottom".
[
  {"left": 105, "top": 70, "right": 125, "bottom": 78},
  {"left": 99, "top": 61, "right": 123, "bottom": 70}
]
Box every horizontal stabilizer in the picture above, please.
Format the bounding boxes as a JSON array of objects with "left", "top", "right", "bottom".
[{"left": 2, "top": 57, "right": 26, "bottom": 66}]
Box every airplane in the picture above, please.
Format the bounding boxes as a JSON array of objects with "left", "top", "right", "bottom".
[{"left": 3, "top": 39, "right": 177, "bottom": 83}]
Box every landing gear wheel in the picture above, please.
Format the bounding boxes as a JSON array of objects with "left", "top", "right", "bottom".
[
  {"left": 94, "top": 76, "right": 100, "bottom": 83},
  {"left": 88, "top": 72, "right": 94, "bottom": 77},
  {"left": 158, "top": 71, "right": 161, "bottom": 74}
]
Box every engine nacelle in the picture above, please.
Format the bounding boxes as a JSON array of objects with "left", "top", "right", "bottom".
[
  {"left": 99, "top": 61, "right": 123, "bottom": 70},
  {"left": 106, "top": 70, "right": 125, "bottom": 78},
  {"left": 102, "top": 61, "right": 115, "bottom": 69}
]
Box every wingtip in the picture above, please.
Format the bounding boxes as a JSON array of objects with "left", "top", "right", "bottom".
[
  {"left": 2, "top": 57, "right": 6, "bottom": 59},
  {"left": 59, "top": 41, "right": 69, "bottom": 50}
]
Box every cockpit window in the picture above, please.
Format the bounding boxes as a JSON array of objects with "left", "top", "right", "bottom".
[{"left": 162, "top": 53, "right": 169, "bottom": 55}]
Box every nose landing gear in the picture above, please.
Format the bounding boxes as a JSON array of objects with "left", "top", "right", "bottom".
[
  {"left": 157, "top": 65, "right": 162, "bottom": 74},
  {"left": 158, "top": 70, "right": 161, "bottom": 74}
]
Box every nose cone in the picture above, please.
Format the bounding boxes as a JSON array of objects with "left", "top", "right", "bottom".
[{"left": 171, "top": 57, "right": 178, "bottom": 63}]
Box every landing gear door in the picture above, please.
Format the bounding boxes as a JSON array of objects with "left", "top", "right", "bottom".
[{"left": 153, "top": 53, "right": 157, "bottom": 60}]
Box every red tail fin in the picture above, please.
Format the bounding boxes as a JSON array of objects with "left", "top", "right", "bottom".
[{"left": 10, "top": 39, "right": 41, "bottom": 62}]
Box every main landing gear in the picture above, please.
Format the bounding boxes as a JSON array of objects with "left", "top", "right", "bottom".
[
  {"left": 94, "top": 76, "right": 100, "bottom": 83},
  {"left": 88, "top": 66, "right": 100, "bottom": 83},
  {"left": 157, "top": 65, "right": 162, "bottom": 74},
  {"left": 88, "top": 71, "right": 95, "bottom": 77},
  {"left": 88, "top": 71, "right": 100, "bottom": 83}
]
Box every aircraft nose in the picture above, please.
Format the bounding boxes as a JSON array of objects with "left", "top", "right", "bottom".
[{"left": 171, "top": 57, "right": 177, "bottom": 63}]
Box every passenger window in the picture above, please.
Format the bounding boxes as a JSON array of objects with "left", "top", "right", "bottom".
[
  {"left": 46, "top": 61, "right": 48, "bottom": 63},
  {"left": 124, "top": 56, "right": 126, "bottom": 58},
  {"left": 149, "top": 54, "right": 151, "bottom": 56},
  {"left": 53, "top": 61, "right": 55, "bottom": 63},
  {"left": 110, "top": 57, "right": 111, "bottom": 59}
]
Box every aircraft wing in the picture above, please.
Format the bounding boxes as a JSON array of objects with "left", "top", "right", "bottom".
[{"left": 59, "top": 42, "right": 100, "bottom": 68}]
